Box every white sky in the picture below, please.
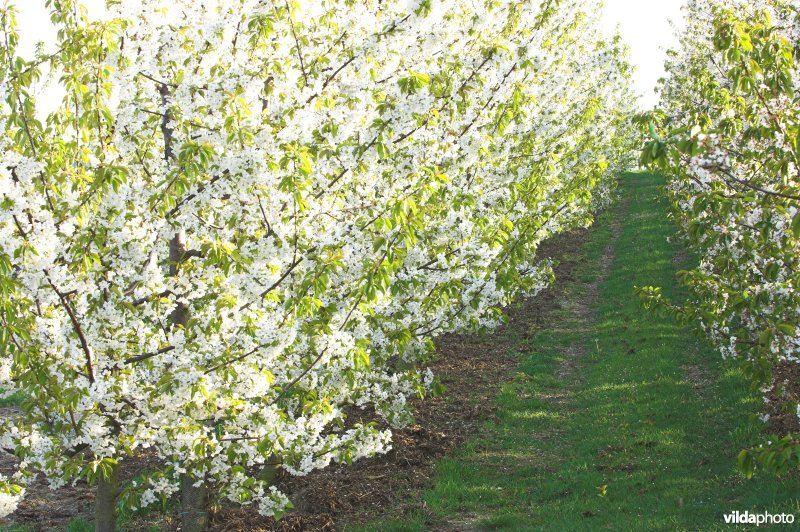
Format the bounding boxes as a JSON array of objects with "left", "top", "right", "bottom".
[
  {"left": 600, "top": 0, "right": 687, "bottom": 108},
  {"left": 12, "top": 0, "right": 686, "bottom": 111}
]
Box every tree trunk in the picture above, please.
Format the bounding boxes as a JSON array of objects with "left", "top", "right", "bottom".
[
  {"left": 259, "top": 454, "right": 279, "bottom": 484},
  {"left": 95, "top": 462, "right": 119, "bottom": 532},
  {"left": 170, "top": 230, "right": 209, "bottom": 530},
  {"left": 180, "top": 473, "right": 208, "bottom": 531}
]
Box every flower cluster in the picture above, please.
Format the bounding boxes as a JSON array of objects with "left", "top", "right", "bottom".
[
  {"left": 0, "top": 475, "right": 23, "bottom": 517},
  {"left": 0, "top": 0, "right": 634, "bottom": 518}
]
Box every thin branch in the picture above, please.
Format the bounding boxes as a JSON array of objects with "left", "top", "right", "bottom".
[
  {"left": 284, "top": 0, "right": 308, "bottom": 86},
  {"left": 123, "top": 345, "right": 175, "bottom": 365},
  {"left": 45, "top": 277, "right": 95, "bottom": 383},
  {"left": 715, "top": 166, "right": 800, "bottom": 201},
  {"left": 305, "top": 55, "right": 356, "bottom": 104},
  {"left": 138, "top": 71, "right": 177, "bottom": 88}
]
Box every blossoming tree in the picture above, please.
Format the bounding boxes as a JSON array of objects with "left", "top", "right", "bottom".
[
  {"left": 0, "top": 0, "right": 634, "bottom": 527},
  {"left": 640, "top": 0, "right": 800, "bottom": 477}
]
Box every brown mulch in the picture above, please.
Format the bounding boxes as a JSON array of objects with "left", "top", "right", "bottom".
[
  {"left": 0, "top": 404, "right": 95, "bottom": 528},
  {"left": 0, "top": 228, "right": 592, "bottom": 532},
  {"left": 0, "top": 439, "right": 163, "bottom": 531},
  {"left": 764, "top": 360, "right": 800, "bottom": 438}
]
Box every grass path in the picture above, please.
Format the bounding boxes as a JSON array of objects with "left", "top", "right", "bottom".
[{"left": 355, "top": 172, "right": 800, "bottom": 531}]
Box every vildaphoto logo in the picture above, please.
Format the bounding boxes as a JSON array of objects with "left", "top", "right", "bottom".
[{"left": 723, "top": 511, "right": 795, "bottom": 526}]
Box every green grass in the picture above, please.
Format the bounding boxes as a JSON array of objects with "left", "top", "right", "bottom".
[
  {"left": 0, "top": 390, "right": 25, "bottom": 407},
  {"left": 65, "top": 518, "right": 93, "bottom": 532},
  {"left": 353, "top": 172, "right": 800, "bottom": 531}
]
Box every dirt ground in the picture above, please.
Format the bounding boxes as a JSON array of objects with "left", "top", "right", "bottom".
[{"left": 765, "top": 361, "right": 800, "bottom": 440}]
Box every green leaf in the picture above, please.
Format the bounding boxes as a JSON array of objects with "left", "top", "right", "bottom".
[
  {"left": 738, "top": 449, "right": 755, "bottom": 479},
  {"left": 791, "top": 212, "right": 800, "bottom": 238},
  {"left": 298, "top": 153, "right": 313, "bottom": 175},
  {"left": 376, "top": 141, "right": 389, "bottom": 160},
  {"left": 648, "top": 122, "right": 659, "bottom": 141}
]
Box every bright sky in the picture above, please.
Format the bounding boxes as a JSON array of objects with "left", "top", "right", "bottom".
[
  {"left": 12, "top": 0, "right": 686, "bottom": 111},
  {"left": 600, "top": 0, "right": 687, "bottom": 108}
]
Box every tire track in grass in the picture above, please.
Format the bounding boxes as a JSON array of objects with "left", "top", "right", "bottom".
[{"left": 553, "top": 188, "right": 629, "bottom": 383}]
